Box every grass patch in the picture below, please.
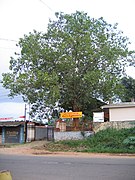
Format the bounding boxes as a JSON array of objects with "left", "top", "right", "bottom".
[
  {"left": 32, "top": 127, "right": 135, "bottom": 153},
  {"left": 54, "top": 127, "right": 135, "bottom": 153}
]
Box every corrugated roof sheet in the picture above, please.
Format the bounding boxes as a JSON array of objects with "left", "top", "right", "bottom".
[
  {"left": 101, "top": 102, "right": 135, "bottom": 109},
  {"left": 0, "top": 121, "right": 25, "bottom": 127}
]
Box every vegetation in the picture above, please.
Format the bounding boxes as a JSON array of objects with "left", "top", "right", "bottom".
[
  {"left": 41, "top": 128, "right": 135, "bottom": 153},
  {"left": 2, "top": 11, "right": 134, "bottom": 120},
  {"left": 121, "top": 76, "right": 135, "bottom": 102}
]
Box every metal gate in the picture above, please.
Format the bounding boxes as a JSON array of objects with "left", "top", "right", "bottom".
[
  {"left": 47, "top": 126, "right": 54, "bottom": 141},
  {"left": 35, "top": 126, "right": 54, "bottom": 141}
]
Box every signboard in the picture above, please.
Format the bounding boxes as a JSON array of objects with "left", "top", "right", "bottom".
[
  {"left": 5, "top": 127, "right": 20, "bottom": 143},
  {"left": 0, "top": 116, "right": 25, "bottom": 122},
  {"left": 0, "top": 117, "right": 13, "bottom": 121},
  {"left": 93, "top": 112, "right": 104, "bottom": 122},
  {"left": 60, "top": 112, "right": 82, "bottom": 118}
]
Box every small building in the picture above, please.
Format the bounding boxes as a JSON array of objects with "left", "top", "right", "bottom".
[
  {"left": 0, "top": 121, "right": 25, "bottom": 144},
  {"left": 0, "top": 120, "right": 55, "bottom": 144},
  {"left": 101, "top": 102, "right": 135, "bottom": 122}
]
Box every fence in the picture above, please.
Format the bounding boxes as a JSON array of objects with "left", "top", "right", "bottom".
[
  {"left": 35, "top": 126, "right": 54, "bottom": 141},
  {"left": 54, "top": 131, "right": 94, "bottom": 141}
]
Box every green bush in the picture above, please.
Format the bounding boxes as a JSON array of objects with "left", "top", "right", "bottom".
[
  {"left": 123, "top": 136, "right": 135, "bottom": 150},
  {"left": 59, "top": 127, "right": 135, "bottom": 153},
  {"left": 123, "top": 136, "right": 135, "bottom": 145}
]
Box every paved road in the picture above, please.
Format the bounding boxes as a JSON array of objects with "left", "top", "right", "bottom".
[{"left": 0, "top": 154, "right": 135, "bottom": 180}]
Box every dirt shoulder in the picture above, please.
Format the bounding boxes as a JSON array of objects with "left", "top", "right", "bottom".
[{"left": 0, "top": 141, "right": 135, "bottom": 158}]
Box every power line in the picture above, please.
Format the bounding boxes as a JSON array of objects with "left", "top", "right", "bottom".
[
  {"left": 0, "top": 94, "right": 21, "bottom": 97},
  {"left": 0, "top": 46, "right": 18, "bottom": 50},
  {"left": 39, "top": 0, "right": 54, "bottom": 12},
  {"left": 0, "top": 38, "right": 18, "bottom": 42},
  {"left": 0, "top": 94, "right": 10, "bottom": 97},
  {"left": 0, "top": 94, "right": 23, "bottom": 99},
  {"left": 0, "top": 96, "right": 23, "bottom": 101}
]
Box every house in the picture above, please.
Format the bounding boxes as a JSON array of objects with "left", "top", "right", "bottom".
[
  {"left": 101, "top": 102, "right": 135, "bottom": 122},
  {"left": 0, "top": 121, "right": 55, "bottom": 144},
  {"left": 0, "top": 121, "right": 25, "bottom": 144}
]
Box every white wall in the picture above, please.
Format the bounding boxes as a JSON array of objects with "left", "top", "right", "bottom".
[
  {"left": 109, "top": 107, "right": 135, "bottom": 121},
  {"left": 54, "top": 131, "right": 94, "bottom": 141}
]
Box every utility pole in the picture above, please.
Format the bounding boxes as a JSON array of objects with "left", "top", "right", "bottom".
[
  {"left": 24, "top": 104, "right": 27, "bottom": 142},
  {"left": 28, "top": 103, "right": 30, "bottom": 121}
]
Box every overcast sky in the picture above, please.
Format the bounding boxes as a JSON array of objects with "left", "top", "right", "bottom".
[{"left": 0, "top": 0, "right": 135, "bottom": 118}]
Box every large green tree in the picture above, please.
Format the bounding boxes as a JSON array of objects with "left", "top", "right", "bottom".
[
  {"left": 121, "top": 76, "right": 135, "bottom": 102},
  {"left": 2, "top": 11, "right": 134, "bottom": 120}
]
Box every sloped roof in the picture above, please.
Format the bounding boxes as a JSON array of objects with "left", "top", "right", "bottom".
[
  {"left": 0, "top": 121, "right": 25, "bottom": 127},
  {"left": 101, "top": 102, "right": 135, "bottom": 109}
]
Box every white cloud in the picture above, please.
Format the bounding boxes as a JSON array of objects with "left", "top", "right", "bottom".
[{"left": 0, "top": 102, "right": 25, "bottom": 118}]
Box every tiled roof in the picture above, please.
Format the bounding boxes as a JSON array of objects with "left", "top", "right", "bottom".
[
  {"left": 0, "top": 121, "right": 25, "bottom": 127},
  {"left": 101, "top": 102, "right": 135, "bottom": 109}
]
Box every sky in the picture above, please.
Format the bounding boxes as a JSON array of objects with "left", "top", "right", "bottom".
[{"left": 0, "top": 0, "right": 135, "bottom": 118}]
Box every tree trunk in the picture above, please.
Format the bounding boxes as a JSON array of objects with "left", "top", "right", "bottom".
[
  {"left": 73, "top": 118, "right": 79, "bottom": 130},
  {"left": 72, "top": 102, "right": 80, "bottom": 131},
  {"left": 131, "top": 98, "right": 135, "bottom": 102}
]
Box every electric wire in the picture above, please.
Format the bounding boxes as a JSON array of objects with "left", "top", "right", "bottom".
[
  {"left": 0, "top": 0, "right": 54, "bottom": 104},
  {"left": 0, "top": 38, "right": 18, "bottom": 42},
  {"left": 39, "top": 0, "right": 54, "bottom": 12},
  {"left": 0, "top": 46, "right": 18, "bottom": 50}
]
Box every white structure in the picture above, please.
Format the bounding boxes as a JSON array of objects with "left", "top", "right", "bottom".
[
  {"left": 93, "top": 112, "right": 104, "bottom": 122},
  {"left": 101, "top": 102, "right": 135, "bottom": 122}
]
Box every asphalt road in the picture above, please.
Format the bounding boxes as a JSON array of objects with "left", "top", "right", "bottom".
[{"left": 0, "top": 154, "right": 135, "bottom": 180}]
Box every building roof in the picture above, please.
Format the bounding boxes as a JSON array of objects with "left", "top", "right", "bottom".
[
  {"left": 0, "top": 121, "right": 25, "bottom": 127},
  {"left": 101, "top": 102, "right": 135, "bottom": 109}
]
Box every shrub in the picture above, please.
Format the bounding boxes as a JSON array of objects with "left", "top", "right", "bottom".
[{"left": 56, "top": 127, "right": 135, "bottom": 153}]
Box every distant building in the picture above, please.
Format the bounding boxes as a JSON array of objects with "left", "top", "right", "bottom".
[{"left": 101, "top": 102, "right": 135, "bottom": 122}]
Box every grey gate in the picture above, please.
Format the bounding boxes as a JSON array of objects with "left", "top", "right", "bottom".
[
  {"left": 47, "top": 126, "right": 54, "bottom": 141},
  {"left": 35, "top": 126, "right": 54, "bottom": 141}
]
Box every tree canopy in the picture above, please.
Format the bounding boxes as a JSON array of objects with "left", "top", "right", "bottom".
[
  {"left": 2, "top": 11, "right": 135, "bottom": 119},
  {"left": 121, "top": 76, "right": 135, "bottom": 102}
]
